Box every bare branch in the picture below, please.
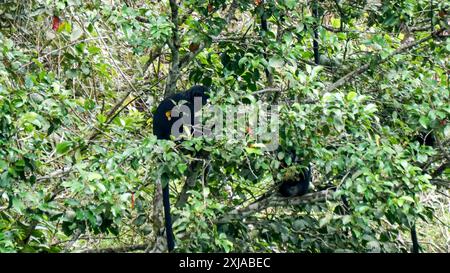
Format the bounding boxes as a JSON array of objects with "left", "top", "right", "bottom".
[
  {"left": 251, "top": 88, "right": 281, "bottom": 95},
  {"left": 216, "top": 189, "right": 334, "bottom": 224},
  {"left": 80, "top": 244, "right": 147, "bottom": 253},
  {"left": 36, "top": 167, "right": 72, "bottom": 182}
]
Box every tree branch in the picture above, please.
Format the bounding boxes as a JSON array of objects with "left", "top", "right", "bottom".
[
  {"left": 164, "top": 0, "right": 181, "bottom": 98},
  {"left": 36, "top": 167, "right": 72, "bottom": 182},
  {"left": 174, "top": 160, "right": 204, "bottom": 210},
  {"left": 80, "top": 244, "right": 147, "bottom": 253},
  {"left": 216, "top": 189, "right": 334, "bottom": 224},
  {"left": 251, "top": 88, "right": 281, "bottom": 95}
]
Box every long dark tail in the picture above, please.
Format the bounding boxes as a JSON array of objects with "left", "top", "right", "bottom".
[
  {"left": 312, "top": 0, "right": 320, "bottom": 65},
  {"left": 162, "top": 184, "right": 175, "bottom": 252},
  {"left": 411, "top": 224, "right": 420, "bottom": 253}
]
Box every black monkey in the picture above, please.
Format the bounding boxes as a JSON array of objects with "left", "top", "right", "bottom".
[
  {"left": 153, "top": 85, "right": 209, "bottom": 252},
  {"left": 412, "top": 131, "right": 436, "bottom": 147},
  {"left": 153, "top": 85, "right": 209, "bottom": 141},
  {"left": 275, "top": 148, "right": 312, "bottom": 197},
  {"left": 279, "top": 164, "right": 312, "bottom": 197}
]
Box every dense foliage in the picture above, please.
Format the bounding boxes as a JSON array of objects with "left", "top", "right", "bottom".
[{"left": 0, "top": 0, "right": 449, "bottom": 253}]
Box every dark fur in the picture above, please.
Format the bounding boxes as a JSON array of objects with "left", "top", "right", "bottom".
[
  {"left": 153, "top": 85, "right": 209, "bottom": 140},
  {"left": 153, "top": 85, "right": 209, "bottom": 252},
  {"left": 279, "top": 165, "right": 312, "bottom": 197},
  {"left": 413, "top": 131, "right": 435, "bottom": 147},
  {"left": 312, "top": 0, "right": 320, "bottom": 65}
]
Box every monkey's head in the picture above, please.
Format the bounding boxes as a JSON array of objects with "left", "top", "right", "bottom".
[{"left": 188, "top": 85, "right": 209, "bottom": 106}]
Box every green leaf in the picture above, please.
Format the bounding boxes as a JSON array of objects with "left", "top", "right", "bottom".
[
  {"left": 400, "top": 196, "right": 414, "bottom": 204},
  {"left": 21, "top": 112, "right": 43, "bottom": 128},
  {"left": 342, "top": 215, "right": 352, "bottom": 225},
  {"left": 319, "top": 216, "right": 331, "bottom": 227},
  {"left": 88, "top": 45, "right": 101, "bottom": 55},
  {"left": 60, "top": 21, "right": 72, "bottom": 33},
  {"left": 331, "top": 18, "right": 341, "bottom": 29},
  {"left": 0, "top": 160, "right": 7, "bottom": 170},
  {"left": 12, "top": 198, "right": 25, "bottom": 212},
  {"left": 268, "top": 57, "right": 284, "bottom": 68},
  {"left": 285, "top": 0, "right": 296, "bottom": 9},
  {"left": 177, "top": 163, "right": 188, "bottom": 174},
  {"left": 56, "top": 141, "right": 73, "bottom": 154},
  {"left": 364, "top": 103, "right": 378, "bottom": 114},
  {"left": 310, "top": 65, "right": 323, "bottom": 79},
  {"left": 97, "top": 182, "right": 107, "bottom": 192},
  {"left": 443, "top": 124, "right": 450, "bottom": 138},
  {"left": 245, "top": 147, "right": 262, "bottom": 155},
  {"left": 347, "top": 92, "right": 357, "bottom": 101},
  {"left": 419, "top": 116, "right": 429, "bottom": 129},
  {"left": 97, "top": 114, "right": 107, "bottom": 123},
  {"left": 86, "top": 172, "right": 102, "bottom": 181}
]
